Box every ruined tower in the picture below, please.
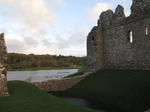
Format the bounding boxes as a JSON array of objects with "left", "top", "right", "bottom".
[
  {"left": 0, "top": 33, "right": 9, "bottom": 97},
  {"left": 82, "top": 0, "right": 150, "bottom": 73}
]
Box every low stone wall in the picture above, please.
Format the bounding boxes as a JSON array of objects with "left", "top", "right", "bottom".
[{"left": 32, "top": 73, "right": 90, "bottom": 92}]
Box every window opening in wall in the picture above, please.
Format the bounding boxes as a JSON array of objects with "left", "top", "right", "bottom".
[
  {"left": 127, "top": 31, "right": 133, "bottom": 43},
  {"left": 92, "top": 36, "right": 95, "bottom": 40},
  {"left": 145, "top": 26, "right": 148, "bottom": 35}
]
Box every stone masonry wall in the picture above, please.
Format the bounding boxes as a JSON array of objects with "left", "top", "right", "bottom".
[
  {"left": 84, "top": 26, "right": 104, "bottom": 72},
  {"left": 0, "top": 33, "right": 9, "bottom": 97},
  {"left": 83, "top": 0, "right": 150, "bottom": 72},
  {"left": 101, "top": 0, "right": 150, "bottom": 69},
  {"left": 32, "top": 73, "right": 90, "bottom": 92}
]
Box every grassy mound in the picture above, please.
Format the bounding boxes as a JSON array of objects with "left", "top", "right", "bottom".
[
  {"left": 0, "top": 81, "right": 101, "bottom": 112},
  {"left": 66, "top": 69, "right": 150, "bottom": 112}
]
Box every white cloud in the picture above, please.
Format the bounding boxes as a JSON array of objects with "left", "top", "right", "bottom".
[
  {"left": 52, "top": 0, "right": 66, "bottom": 8},
  {"left": 41, "top": 27, "right": 86, "bottom": 50},
  {"left": 70, "top": 29, "right": 86, "bottom": 45},
  {"left": 0, "top": 0, "right": 55, "bottom": 36},
  {"left": 87, "top": 1, "right": 132, "bottom": 22},
  {"left": 5, "top": 33, "right": 39, "bottom": 53},
  {"left": 87, "top": 3, "right": 112, "bottom": 22},
  {"left": 125, "top": 11, "right": 131, "bottom": 17},
  {"left": 0, "top": 0, "right": 87, "bottom": 56},
  {"left": 6, "top": 38, "right": 26, "bottom": 53},
  {"left": 24, "top": 37, "right": 39, "bottom": 47}
]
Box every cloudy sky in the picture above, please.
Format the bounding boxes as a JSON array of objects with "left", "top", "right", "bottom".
[{"left": 0, "top": 0, "right": 132, "bottom": 56}]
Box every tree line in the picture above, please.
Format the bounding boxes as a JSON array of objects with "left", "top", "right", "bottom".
[{"left": 7, "top": 53, "right": 84, "bottom": 70}]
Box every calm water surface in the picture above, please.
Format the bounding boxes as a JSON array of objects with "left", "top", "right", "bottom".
[{"left": 7, "top": 69, "right": 78, "bottom": 82}]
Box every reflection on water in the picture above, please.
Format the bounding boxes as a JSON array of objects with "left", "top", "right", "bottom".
[{"left": 7, "top": 69, "right": 78, "bottom": 82}]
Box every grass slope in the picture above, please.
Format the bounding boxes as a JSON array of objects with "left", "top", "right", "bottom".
[
  {"left": 66, "top": 69, "right": 150, "bottom": 112},
  {"left": 0, "top": 81, "right": 101, "bottom": 112}
]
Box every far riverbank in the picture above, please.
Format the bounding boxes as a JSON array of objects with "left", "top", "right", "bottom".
[{"left": 7, "top": 65, "right": 82, "bottom": 71}]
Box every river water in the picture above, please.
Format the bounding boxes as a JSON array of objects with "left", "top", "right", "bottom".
[{"left": 7, "top": 69, "right": 78, "bottom": 82}]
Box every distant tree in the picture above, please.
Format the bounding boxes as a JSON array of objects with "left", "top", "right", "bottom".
[{"left": 7, "top": 53, "right": 84, "bottom": 69}]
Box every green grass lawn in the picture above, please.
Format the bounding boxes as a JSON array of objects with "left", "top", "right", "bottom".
[
  {"left": 0, "top": 81, "right": 101, "bottom": 112},
  {"left": 66, "top": 69, "right": 150, "bottom": 112}
]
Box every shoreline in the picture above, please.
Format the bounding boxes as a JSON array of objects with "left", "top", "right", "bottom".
[{"left": 7, "top": 66, "right": 82, "bottom": 71}]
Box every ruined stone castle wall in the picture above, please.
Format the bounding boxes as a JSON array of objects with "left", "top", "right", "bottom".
[
  {"left": 101, "top": 0, "right": 150, "bottom": 69},
  {"left": 83, "top": 0, "right": 150, "bottom": 72},
  {"left": 84, "top": 26, "right": 104, "bottom": 72},
  {"left": 0, "top": 33, "right": 9, "bottom": 97},
  {"left": 103, "top": 17, "right": 150, "bottom": 69}
]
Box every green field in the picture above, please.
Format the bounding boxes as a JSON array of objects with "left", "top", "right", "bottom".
[
  {"left": 0, "top": 81, "right": 101, "bottom": 112},
  {"left": 66, "top": 69, "right": 150, "bottom": 112}
]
